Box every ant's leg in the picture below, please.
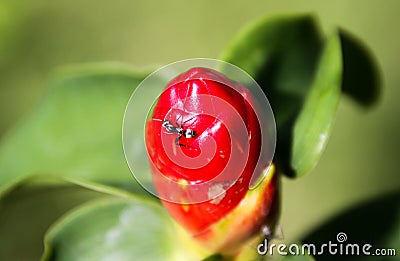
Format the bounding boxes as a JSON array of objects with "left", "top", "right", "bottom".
[{"left": 175, "top": 136, "right": 186, "bottom": 147}]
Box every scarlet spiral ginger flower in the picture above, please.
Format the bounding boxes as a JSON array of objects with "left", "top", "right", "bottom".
[{"left": 145, "top": 67, "right": 278, "bottom": 254}]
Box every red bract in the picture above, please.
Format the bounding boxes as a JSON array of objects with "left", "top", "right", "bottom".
[{"left": 145, "top": 67, "right": 277, "bottom": 252}]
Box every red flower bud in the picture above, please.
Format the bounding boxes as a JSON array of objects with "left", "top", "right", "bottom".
[{"left": 145, "top": 67, "right": 278, "bottom": 253}]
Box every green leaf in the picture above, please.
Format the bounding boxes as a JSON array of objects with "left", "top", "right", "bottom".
[
  {"left": 220, "top": 14, "right": 324, "bottom": 177},
  {"left": 291, "top": 33, "right": 342, "bottom": 177},
  {"left": 0, "top": 178, "right": 104, "bottom": 261},
  {"left": 41, "top": 198, "right": 206, "bottom": 261},
  {"left": 0, "top": 64, "right": 149, "bottom": 195},
  {"left": 221, "top": 14, "right": 381, "bottom": 178},
  {"left": 339, "top": 29, "right": 381, "bottom": 107},
  {"left": 303, "top": 191, "right": 400, "bottom": 261}
]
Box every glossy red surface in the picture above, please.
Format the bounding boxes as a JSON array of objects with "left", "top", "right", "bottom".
[{"left": 145, "top": 67, "right": 270, "bottom": 235}]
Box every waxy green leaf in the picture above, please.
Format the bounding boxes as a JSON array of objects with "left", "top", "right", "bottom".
[
  {"left": 291, "top": 33, "right": 342, "bottom": 177},
  {"left": 41, "top": 198, "right": 205, "bottom": 261},
  {"left": 221, "top": 14, "right": 381, "bottom": 178},
  {"left": 0, "top": 64, "right": 149, "bottom": 196}
]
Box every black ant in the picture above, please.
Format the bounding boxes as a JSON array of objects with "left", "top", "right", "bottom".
[{"left": 152, "top": 115, "right": 197, "bottom": 147}]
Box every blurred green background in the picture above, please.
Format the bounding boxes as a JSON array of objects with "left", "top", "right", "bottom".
[{"left": 0, "top": 0, "right": 399, "bottom": 245}]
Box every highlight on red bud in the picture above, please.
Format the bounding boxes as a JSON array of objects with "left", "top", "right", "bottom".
[{"left": 142, "top": 61, "right": 277, "bottom": 253}]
